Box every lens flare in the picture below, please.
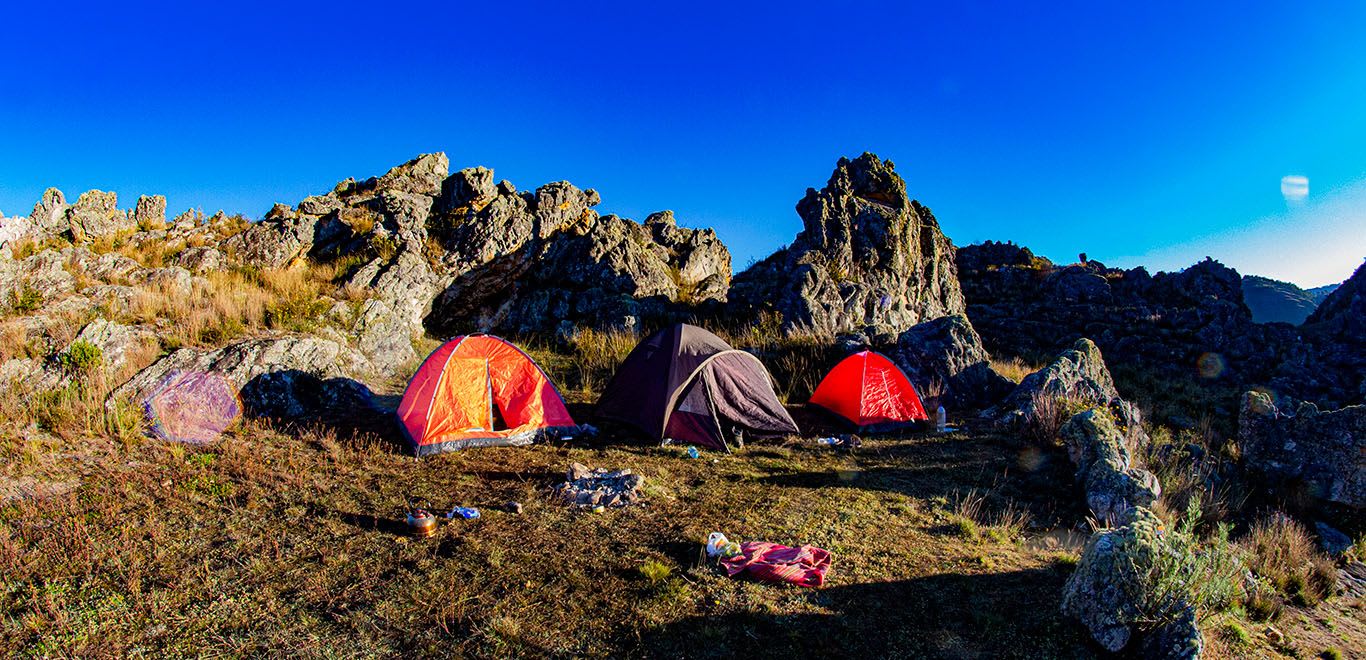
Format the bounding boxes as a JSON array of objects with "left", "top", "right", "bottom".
[
  {"left": 1196, "top": 352, "right": 1226, "bottom": 379},
  {"left": 144, "top": 370, "right": 242, "bottom": 445}
]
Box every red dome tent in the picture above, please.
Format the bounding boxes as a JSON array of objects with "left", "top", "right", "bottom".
[
  {"left": 397, "top": 335, "right": 576, "bottom": 456},
  {"left": 809, "top": 350, "right": 927, "bottom": 430}
]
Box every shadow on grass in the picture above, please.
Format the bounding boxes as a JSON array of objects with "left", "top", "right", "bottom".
[{"left": 630, "top": 567, "right": 1097, "bottom": 659}]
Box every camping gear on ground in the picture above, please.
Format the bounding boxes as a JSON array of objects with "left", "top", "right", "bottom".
[
  {"left": 686, "top": 446, "right": 700, "bottom": 459},
  {"left": 936, "top": 405, "right": 947, "bottom": 433},
  {"left": 720, "top": 541, "right": 833, "bottom": 588},
  {"left": 405, "top": 508, "right": 439, "bottom": 537},
  {"left": 816, "top": 435, "right": 862, "bottom": 450},
  {"left": 447, "top": 506, "right": 480, "bottom": 520},
  {"left": 143, "top": 370, "right": 242, "bottom": 445},
  {"left": 595, "top": 323, "right": 800, "bottom": 452},
  {"left": 554, "top": 463, "right": 646, "bottom": 508},
  {"left": 396, "top": 334, "right": 576, "bottom": 456},
  {"left": 706, "top": 532, "right": 742, "bottom": 558},
  {"left": 809, "top": 350, "right": 927, "bottom": 431}
]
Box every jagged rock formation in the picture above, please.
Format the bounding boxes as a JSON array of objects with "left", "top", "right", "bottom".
[
  {"left": 1279, "top": 261, "right": 1366, "bottom": 406},
  {"left": 957, "top": 243, "right": 1325, "bottom": 415},
  {"left": 730, "top": 153, "right": 965, "bottom": 336},
  {"left": 1238, "top": 391, "right": 1364, "bottom": 509},
  {"left": 1241, "top": 275, "right": 1320, "bottom": 325},
  {"left": 884, "top": 314, "right": 1012, "bottom": 409},
  {"left": 426, "top": 208, "right": 730, "bottom": 336}
]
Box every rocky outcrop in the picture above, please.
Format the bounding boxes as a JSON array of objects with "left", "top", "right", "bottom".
[
  {"left": 112, "top": 336, "right": 376, "bottom": 420},
  {"left": 1059, "top": 409, "right": 1161, "bottom": 522},
  {"left": 423, "top": 165, "right": 730, "bottom": 336},
  {"left": 28, "top": 188, "right": 68, "bottom": 239},
  {"left": 958, "top": 246, "right": 1315, "bottom": 413},
  {"left": 885, "top": 313, "right": 1012, "bottom": 409},
  {"left": 1063, "top": 506, "right": 1203, "bottom": 657},
  {"left": 997, "top": 338, "right": 1146, "bottom": 442},
  {"left": 132, "top": 195, "right": 167, "bottom": 229},
  {"left": 729, "top": 153, "right": 965, "bottom": 336},
  {"left": 1238, "top": 391, "right": 1364, "bottom": 509},
  {"left": 68, "top": 190, "right": 134, "bottom": 242},
  {"left": 1280, "top": 261, "right": 1366, "bottom": 407}
]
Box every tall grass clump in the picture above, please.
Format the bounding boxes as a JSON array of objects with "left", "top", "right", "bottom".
[
  {"left": 567, "top": 326, "right": 638, "bottom": 394},
  {"left": 1238, "top": 511, "right": 1338, "bottom": 607}
]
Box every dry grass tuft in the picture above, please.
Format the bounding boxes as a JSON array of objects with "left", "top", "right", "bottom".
[
  {"left": 990, "top": 356, "right": 1038, "bottom": 384},
  {"left": 1238, "top": 511, "right": 1338, "bottom": 607}
]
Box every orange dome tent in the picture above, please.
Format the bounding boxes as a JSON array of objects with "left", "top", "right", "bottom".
[
  {"left": 809, "top": 350, "right": 927, "bottom": 430},
  {"left": 397, "top": 335, "right": 576, "bottom": 456}
]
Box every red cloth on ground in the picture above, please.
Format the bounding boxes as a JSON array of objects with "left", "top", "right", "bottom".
[{"left": 720, "top": 541, "right": 833, "bottom": 588}]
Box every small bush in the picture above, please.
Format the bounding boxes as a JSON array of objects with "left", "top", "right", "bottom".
[
  {"left": 9, "top": 286, "right": 43, "bottom": 314},
  {"left": 639, "top": 559, "right": 673, "bottom": 587},
  {"left": 1323, "top": 648, "right": 1344, "bottom": 660},
  {"left": 953, "top": 516, "right": 980, "bottom": 540},
  {"left": 59, "top": 340, "right": 104, "bottom": 374},
  {"left": 1024, "top": 392, "right": 1092, "bottom": 444},
  {"left": 1222, "top": 621, "right": 1252, "bottom": 647}
]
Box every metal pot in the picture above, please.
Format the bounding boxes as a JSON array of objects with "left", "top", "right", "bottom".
[{"left": 406, "top": 509, "right": 438, "bottom": 537}]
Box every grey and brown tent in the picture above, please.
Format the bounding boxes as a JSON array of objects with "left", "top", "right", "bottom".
[{"left": 594, "top": 324, "right": 800, "bottom": 451}]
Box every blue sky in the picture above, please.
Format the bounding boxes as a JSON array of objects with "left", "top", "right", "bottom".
[{"left": 2, "top": 2, "right": 1363, "bottom": 287}]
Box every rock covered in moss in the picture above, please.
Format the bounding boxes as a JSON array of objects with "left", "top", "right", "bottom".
[
  {"left": 1060, "top": 408, "right": 1161, "bottom": 521},
  {"left": 1062, "top": 507, "right": 1200, "bottom": 655},
  {"left": 729, "top": 153, "right": 966, "bottom": 336},
  {"left": 1238, "top": 390, "right": 1365, "bottom": 508},
  {"left": 998, "top": 338, "right": 1147, "bottom": 441}
]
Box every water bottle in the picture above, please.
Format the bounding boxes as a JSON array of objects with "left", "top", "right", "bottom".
[{"left": 936, "top": 405, "right": 947, "bottom": 433}]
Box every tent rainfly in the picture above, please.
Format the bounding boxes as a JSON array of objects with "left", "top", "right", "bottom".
[
  {"left": 397, "top": 335, "right": 576, "bottom": 456},
  {"left": 808, "top": 350, "right": 928, "bottom": 431},
  {"left": 594, "top": 323, "right": 799, "bottom": 451}
]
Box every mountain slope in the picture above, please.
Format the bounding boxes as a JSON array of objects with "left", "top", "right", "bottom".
[{"left": 1241, "top": 275, "right": 1319, "bottom": 325}]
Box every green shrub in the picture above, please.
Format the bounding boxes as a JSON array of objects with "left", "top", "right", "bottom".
[
  {"left": 639, "top": 559, "right": 673, "bottom": 587},
  {"left": 9, "top": 286, "right": 43, "bottom": 314},
  {"left": 59, "top": 340, "right": 104, "bottom": 374},
  {"left": 1223, "top": 621, "right": 1252, "bottom": 647}
]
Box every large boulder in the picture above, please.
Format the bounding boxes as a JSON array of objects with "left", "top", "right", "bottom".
[
  {"left": 1062, "top": 506, "right": 1203, "bottom": 657},
  {"left": 886, "top": 313, "right": 1012, "bottom": 409},
  {"left": 68, "top": 190, "right": 134, "bottom": 242},
  {"left": 1238, "top": 391, "right": 1365, "bottom": 509},
  {"left": 729, "top": 153, "right": 965, "bottom": 336},
  {"left": 1060, "top": 409, "right": 1161, "bottom": 522},
  {"left": 112, "top": 336, "right": 376, "bottom": 420},
  {"left": 132, "top": 194, "right": 167, "bottom": 229},
  {"left": 997, "top": 338, "right": 1146, "bottom": 442}
]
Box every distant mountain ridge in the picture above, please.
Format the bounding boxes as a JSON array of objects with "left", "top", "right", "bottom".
[
  {"left": 1307, "top": 283, "right": 1340, "bottom": 305},
  {"left": 1241, "top": 275, "right": 1321, "bottom": 325}
]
